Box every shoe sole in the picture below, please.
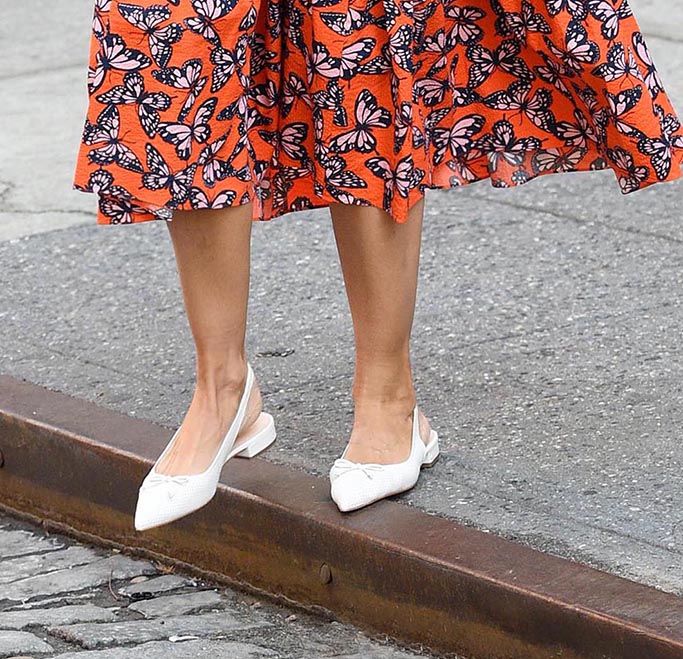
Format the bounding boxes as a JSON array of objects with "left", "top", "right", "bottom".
[
  {"left": 230, "top": 411, "right": 277, "bottom": 459},
  {"left": 421, "top": 429, "right": 440, "bottom": 468}
]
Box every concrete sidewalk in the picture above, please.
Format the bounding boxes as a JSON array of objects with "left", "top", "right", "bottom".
[{"left": 1, "top": 0, "right": 683, "bottom": 606}]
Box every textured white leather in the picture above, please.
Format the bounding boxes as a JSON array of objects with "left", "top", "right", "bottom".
[
  {"left": 134, "top": 362, "right": 276, "bottom": 531},
  {"left": 329, "top": 403, "right": 439, "bottom": 512}
]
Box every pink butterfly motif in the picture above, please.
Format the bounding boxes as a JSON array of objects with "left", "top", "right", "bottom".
[
  {"left": 95, "top": 70, "right": 171, "bottom": 138},
  {"left": 591, "top": 42, "right": 641, "bottom": 83},
  {"left": 483, "top": 81, "right": 556, "bottom": 132},
  {"left": 431, "top": 113, "right": 486, "bottom": 164},
  {"left": 99, "top": 196, "right": 154, "bottom": 224},
  {"left": 197, "top": 134, "right": 228, "bottom": 187},
  {"left": 184, "top": 0, "right": 238, "bottom": 46},
  {"left": 142, "top": 143, "right": 198, "bottom": 204},
  {"left": 152, "top": 58, "right": 208, "bottom": 122},
  {"left": 543, "top": 19, "right": 599, "bottom": 74},
  {"left": 632, "top": 32, "right": 665, "bottom": 99},
  {"left": 443, "top": 4, "right": 485, "bottom": 45},
  {"left": 92, "top": 0, "right": 111, "bottom": 39},
  {"left": 554, "top": 109, "right": 599, "bottom": 148},
  {"left": 534, "top": 52, "right": 574, "bottom": 99},
  {"left": 210, "top": 38, "right": 248, "bottom": 92},
  {"left": 116, "top": 3, "right": 183, "bottom": 67},
  {"left": 365, "top": 154, "right": 425, "bottom": 205},
  {"left": 607, "top": 146, "right": 649, "bottom": 192},
  {"left": 587, "top": 0, "right": 632, "bottom": 41},
  {"left": 492, "top": 0, "right": 551, "bottom": 45},
  {"left": 258, "top": 123, "right": 309, "bottom": 161},
  {"left": 604, "top": 86, "right": 643, "bottom": 136},
  {"left": 422, "top": 27, "right": 457, "bottom": 74},
  {"left": 157, "top": 97, "right": 217, "bottom": 160},
  {"left": 324, "top": 155, "right": 368, "bottom": 190},
  {"left": 466, "top": 39, "right": 532, "bottom": 88},
  {"left": 637, "top": 105, "right": 683, "bottom": 180},
  {"left": 88, "top": 33, "right": 151, "bottom": 92},
  {"left": 544, "top": 0, "right": 588, "bottom": 20},
  {"left": 532, "top": 146, "right": 587, "bottom": 172},
  {"left": 476, "top": 119, "right": 541, "bottom": 170},
  {"left": 328, "top": 89, "right": 392, "bottom": 153},
  {"left": 188, "top": 186, "right": 237, "bottom": 209},
  {"left": 83, "top": 104, "right": 144, "bottom": 172}
]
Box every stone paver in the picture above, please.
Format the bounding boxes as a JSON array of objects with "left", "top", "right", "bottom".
[
  {"left": 0, "top": 604, "right": 116, "bottom": 631},
  {"left": 117, "top": 575, "right": 191, "bottom": 598},
  {"left": 0, "top": 546, "right": 102, "bottom": 585},
  {"left": 50, "top": 639, "right": 277, "bottom": 659},
  {"left": 0, "top": 630, "right": 53, "bottom": 658},
  {"left": 128, "top": 591, "right": 223, "bottom": 618},
  {"left": 2, "top": 555, "right": 157, "bottom": 603},
  {"left": 49, "top": 611, "right": 270, "bottom": 649},
  {"left": 0, "top": 529, "right": 63, "bottom": 560},
  {"left": 0, "top": 517, "right": 445, "bottom": 659}
]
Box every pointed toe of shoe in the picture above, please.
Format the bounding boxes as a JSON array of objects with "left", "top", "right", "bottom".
[
  {"left": 330, "top": 471, "right": 378, "bottom": 512},
  {"left": 134, "top": 478, "right": 211, "bottom": 531},
  {"left": 134, "top": 487, "right": 171, "bottom": 531}
]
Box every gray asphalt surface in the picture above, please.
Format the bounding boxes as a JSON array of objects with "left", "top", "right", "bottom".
[{"left": 1, "top": 0, "right": 683, "bottom": 600}]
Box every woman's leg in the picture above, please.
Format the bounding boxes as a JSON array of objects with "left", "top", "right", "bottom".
[
  {"left": 329, "top": 198, "right": 432, "bottom": 464},
  {"left": 154, "top": 203, "right": 263, "bottom": 476}
]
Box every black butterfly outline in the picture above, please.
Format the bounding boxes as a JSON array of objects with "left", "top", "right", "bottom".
[
  {"left": 414, "top": 53, "right": 481, "bottom": 109},
  {"left": 607, "top": 145, "right": 649, "bottom": 192},
  {"left": 532, "top": 146, "right": 588, "bottom": 173},
  {"left": 544, "top": 0, "right": 588, "bottom": 21},
  {"left": 632, "top": 32, "right": 665, "bottom": 100},
  {"left": 183, "top": 0, "right": 238, "bottom": 46},
  {"left": 157, "top": 96, "right": 218, "bottom": 160},
  {"left": 327, "top": 88, "right": 392, "bottom": 153},
  {"left": 490, "top": 0, "right": 551, "bottom": 45},
  {"left": 442, "top": 3, "right": 486, "bottom": 46},
  {"left": 483, "top": 80, "right": 557, "bottom": 133},
  {"left": 88, "top": 33, "right": 151, "bottom": 93},
  {"left": 83, "top": 104, "right": 144, "bottom": 172},
  {"left": 96, "top": 70, "right": 171, "bottom": 137},
  {"left": 365, "top": 153, "right": 425, "bottom": 206},
  {"left": 152, "top": 58, "right": 208, "bottom": 122},
  {"left": 637, "top": 105, "right": 683, "bottom": 180},
  {"left": 591, "top": 41, "right": 642, "bottom": 84},
  {"left": 466, "top": 38, "right": 533, "bottom": 88},
  {"left": 210, "top": 36, "right": 249, "bottom": 92},
  {"left": 312, "top": 79, "right": 349, "bottom": 127},
  {"left": 430, "top": 112, "right": 487, "bottom": 165},
  {"left": 258, "top": 122, "right": 309, "bottom": 162},
  {"left": 587, "top": 0, "right": 633, "bottom": 41},
  {"left": 543, "top": 19, "right": 600, "bottom": 74},
  {"left": 554, "top": 108, "right": 599, "bottom": 149},
  {"left": 475, "top": 119, "right": 542, "bottom": 171},
  {"left": 141, "top": 142, "right": 198, "bottom": 205},
  {"left": 115, "top": 2, "right": 183, "bottom": 67}
]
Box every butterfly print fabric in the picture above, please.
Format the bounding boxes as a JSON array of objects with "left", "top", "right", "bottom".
[{"left": 74, "top": 0, "right": 683, "bottom": 225}]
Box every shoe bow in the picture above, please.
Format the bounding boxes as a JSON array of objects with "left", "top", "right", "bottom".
[
  {"left": 332, "top": 459, "right": 386, "bottom": 480},
  {"left": 142, "top": 473, "right": 192, "bottom": 499}
]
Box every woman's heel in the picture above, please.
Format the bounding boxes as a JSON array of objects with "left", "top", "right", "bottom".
[
  {"left": 232, "top": 412, "right": 277, "bottom": 459},
  {"left": 421, "top": 430, "right": 440, "bottom": 467}
]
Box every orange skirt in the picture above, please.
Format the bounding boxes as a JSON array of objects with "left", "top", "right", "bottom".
[{"left": 73, "top": 0, "right": 683, "bottom": 224}]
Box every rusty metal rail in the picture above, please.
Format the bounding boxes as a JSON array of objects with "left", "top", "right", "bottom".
[{"left": 1, "top": 374, "right": 682, "bottom": 659}]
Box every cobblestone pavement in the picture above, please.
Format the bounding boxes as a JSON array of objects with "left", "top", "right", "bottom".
[{"left": 0, "top": 514, "right": 450, "bottom": 659}]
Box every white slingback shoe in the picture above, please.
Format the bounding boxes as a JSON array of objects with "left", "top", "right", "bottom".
[
  {"left": 134, "top": 361, "right": 276, "bottom": 531},
  {"left": 329, "top": 403, "right": 440, "bottom": 512}
]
